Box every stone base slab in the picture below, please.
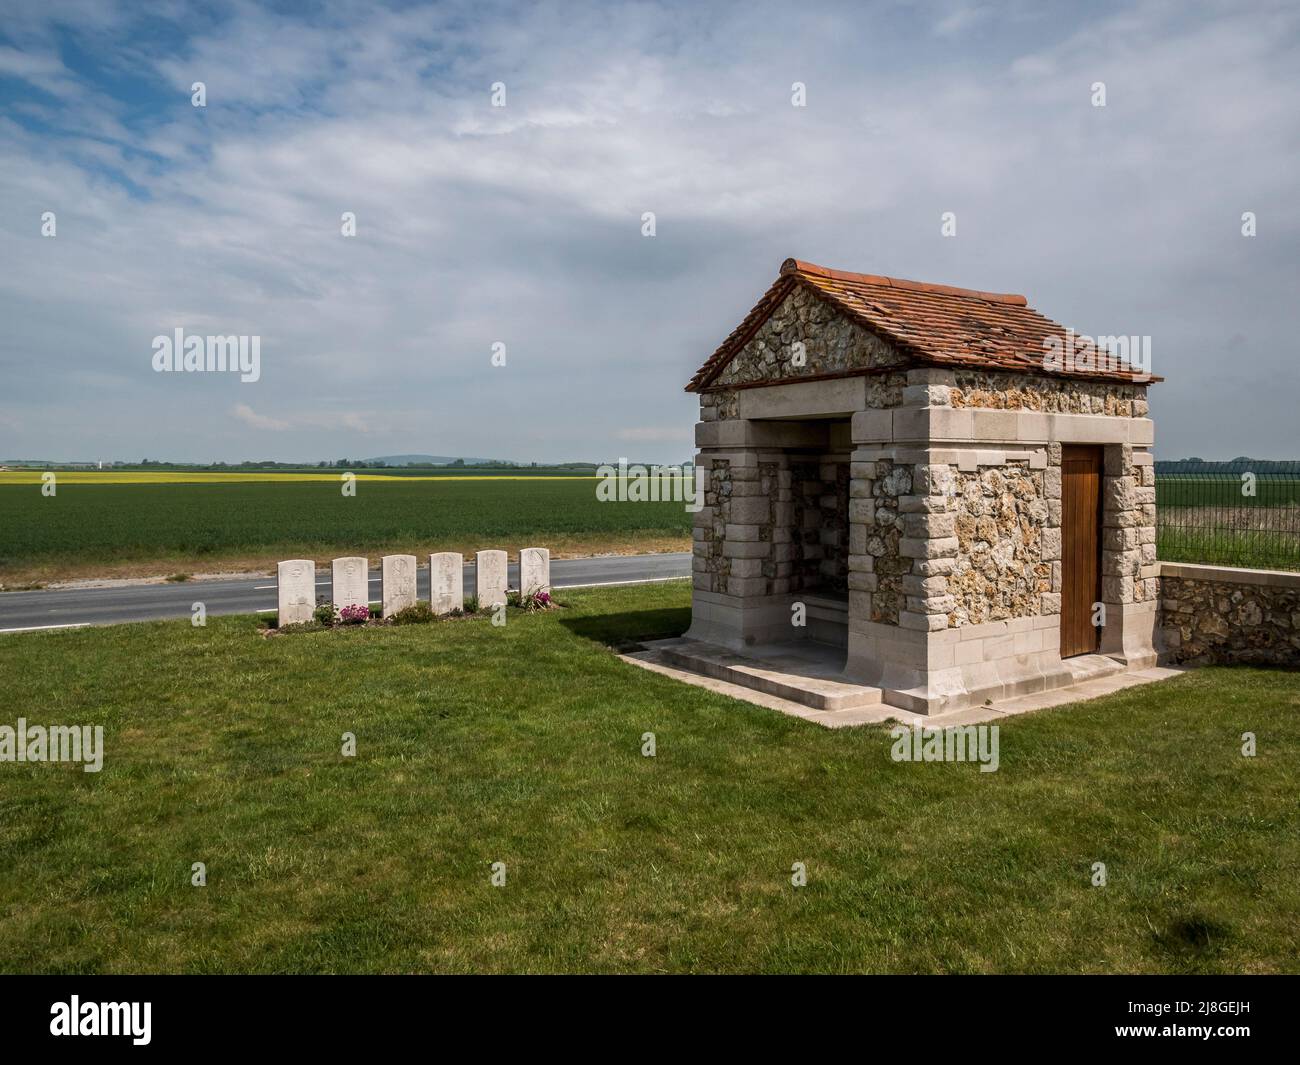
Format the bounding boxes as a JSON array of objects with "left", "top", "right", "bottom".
[
  {"left": 845, "top": 614, "right": 1145, "bottom": 715},
  {"left": 646, "top": 636, "right": 880, "bottom": 712},
  {"left": 1100, "top": 599, "right": 1160, "bottom": 669},
  {"left": 623, "top": 643, "right": 1186, "bottom": 729},
  {"left": 685, "top": 589, "right": 798, "bottom": 649},
  {"left": 691, "top": 585, "right": 1161, "bottom": 715}
]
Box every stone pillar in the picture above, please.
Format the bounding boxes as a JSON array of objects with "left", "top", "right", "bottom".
[
  {"left": 1099, "top": 443, "right": 1159, "bottom": 667},
  {"left": 685, "top": 446, "right": 787, "bottom": 647},
  {"left": 685, "top": 418, "right": 829, "bottom": 650},
  {"left": 842, "top": 433, "right": 952, "bottom": 706}
]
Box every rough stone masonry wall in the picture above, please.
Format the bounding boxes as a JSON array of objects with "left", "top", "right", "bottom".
[
  {"left": 1160, "top": 568, "right": 1300, "bottom": 666},
  {"left": 698, "top": 439, "right": 1153, "bottom": 642},
  {"left": 792, "top": 456, "right": 849, "bottom": 593},
  {"left": 945, "top": 461, "right": 1050, "bottom": 626},
  {"left": 716, "top": 286, "right": 909, "bottom": 388},
  {"left": 850, "top": 453, "right": 1054, "bottom": 632},
  {"left": 902, "top": 367, "right": 1156, "bottom": 615},
  {"left": 699, "top": 389, "right": 740, "bottom": 422},
  {"left": 697, "top": 286, "right": 910, "bottom": 424},
  {"left": 949, "top": 369, "right": 1149, "bottom": 417},
  {"left": 694, "top": 455, "right": 796, "bottom": 598},
  {"left": 848, "top": 458, "right": 914, "bottom": 627}
]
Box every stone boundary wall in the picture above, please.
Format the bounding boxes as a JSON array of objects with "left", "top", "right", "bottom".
[{"left": 1159, "top": 562, "right": 1300, "bottom": 666}]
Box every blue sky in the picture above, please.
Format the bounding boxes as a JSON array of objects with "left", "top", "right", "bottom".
[{"left": 1, "top": 0, "right": 1298, "bottom": 464}]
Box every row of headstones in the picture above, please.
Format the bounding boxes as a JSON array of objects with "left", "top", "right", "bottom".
[{"left": 276, "top": 548, "right": 550, "bottom": 626}]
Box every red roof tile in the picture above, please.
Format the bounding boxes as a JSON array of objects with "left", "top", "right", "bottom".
[{"left": 685, "top": 258, "right": 1161, "bottom": 391}]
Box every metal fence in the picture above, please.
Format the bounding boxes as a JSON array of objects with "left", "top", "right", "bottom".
[{"left": 1156, "top": 463, "right": 1300, "bottom": 572}]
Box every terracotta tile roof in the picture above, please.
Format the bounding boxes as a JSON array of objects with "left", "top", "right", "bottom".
[{"left": 685, "top": 258, "right": 1161, "bottom": 391}]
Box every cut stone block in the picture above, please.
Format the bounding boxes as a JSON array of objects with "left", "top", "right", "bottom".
[
  {"left": 277, "top": 559, "right": 316, "bottom": 626},
  {"left": 332, "top": 556, "right": 368, "bottom": 611},
  {"left": 381, "top": 554, "right": 417, "bottom": 618},
  {"left": 520, "top": 547, "right": 551, "bottom": 597},
  {"left": 430, "top": 552, "right": 464, "bottom": 614},
  {"left": 475, "top": 549, "right": 508, "bottom": 608}
]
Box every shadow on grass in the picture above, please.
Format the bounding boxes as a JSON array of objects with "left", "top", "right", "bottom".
[
  {"left": 1151, "top": 913, "right": 1233, "bottom": 961},
  {"left": 559, "top": 606, "right": 689, "bottom": 651}
]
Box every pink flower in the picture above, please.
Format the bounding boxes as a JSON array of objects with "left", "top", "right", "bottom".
[{"left": 338, "top": 603, "right": 369, "bottom": 624}]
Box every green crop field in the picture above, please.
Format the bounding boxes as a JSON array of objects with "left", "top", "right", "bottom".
[
  {"left": 0, "top": 476, "right": 693, "bottom": 585},
  {"left": 4, "top": 470, "right": 1297, "bottom": 585}
]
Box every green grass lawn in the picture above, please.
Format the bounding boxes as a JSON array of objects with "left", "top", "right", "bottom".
[{"left": 0, "top": 582, "right": 1296, "bottom": 974}]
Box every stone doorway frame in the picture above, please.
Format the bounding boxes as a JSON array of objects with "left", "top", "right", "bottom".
[{"left": 685, "top": 416, "right": 854, "bottom": 659}]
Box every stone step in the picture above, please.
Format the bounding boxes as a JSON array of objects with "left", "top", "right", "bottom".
[
  {"left": 1061, "top": 653, "right": 1127, "bottom": 685},
  {"left": 649, "top": 638, "right": 882, "bottom": 712}
]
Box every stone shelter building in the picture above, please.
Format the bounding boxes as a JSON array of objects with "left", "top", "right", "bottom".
[{"left": 677, "top": 258, "right": 1161, "bottom": 716}]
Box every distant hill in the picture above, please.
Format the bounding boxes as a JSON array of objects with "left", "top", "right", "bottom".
[{"left": 364, "top": 454, "right": 491, "bottom": 466}]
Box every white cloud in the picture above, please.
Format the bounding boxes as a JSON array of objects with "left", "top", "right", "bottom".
[
  {"left": 934, "top": 4, "right": 992, "bottom": 37},
  {"left": 0, "top": 45, "right": 74, "bottom": 90},
  {"left": 230, "top": 404, "right": 377, "bottom": 434},
  {"left": 230, "top": 404, "right": 289, "bottom": 431}
]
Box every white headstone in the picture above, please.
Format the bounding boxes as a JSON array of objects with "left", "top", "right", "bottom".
[
  {"left": 520, "top": 547, "right": 550, "bottom": 597},
  {"left": 382, "top": 554, "right": 417, "bottom": 617},
  {"left": 332, "top": 556, "right": 369, "bottom": 611},
  {"left": 475, "top": 549, "right": 508, "bottom": 608},
  {"left": 277, "top": 559, "right": 316, "bottom": 626},
  {"left": 430, "top": 552, "right": 464, "bottom": 614}
]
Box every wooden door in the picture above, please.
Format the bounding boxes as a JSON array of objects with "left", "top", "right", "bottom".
[{"left": 1060, "top": 446, "right": 1102, "bottom": 658}]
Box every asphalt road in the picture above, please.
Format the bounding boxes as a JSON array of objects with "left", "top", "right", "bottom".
[{"left": 0, "top": 553, "right": 692, "bottom": 633}]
